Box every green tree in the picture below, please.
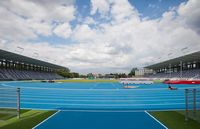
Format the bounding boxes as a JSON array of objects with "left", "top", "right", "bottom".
[
  {"left": 71, "top": 72, "right": 79, "bottom": 78},
  {"left": 128, "top": 68, "right": 138, "bottom": 77},
  {"left": 56, "top": 68, "right": 71, "bottom": 78}
]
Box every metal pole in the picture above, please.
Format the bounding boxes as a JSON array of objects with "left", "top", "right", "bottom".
[
  {"left": 169, "top": 64, "right": 172, "bottom": 78},
  {"left": 193, "top": 89, "right": 196, "bottom": 119},
  {"left": 185, "top": 89, "right": 188, "bottom": 121},
  {"left": 17, "top": 88, "right": 20, "bottom": 119},
  {"left": 180, "top": 61, "right": 182, "bottom": 78}
]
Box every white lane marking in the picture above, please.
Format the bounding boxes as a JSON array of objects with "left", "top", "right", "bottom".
[
  {"left": 6, "top": 107, "right": 187, "bottom": 112},
  {"left": 32, "top": 110, "right": 60, "bottom": 129},
  {"left": 1, "top": 82, "right": 200, "bottom": 91},
  {"left": 17, "top": 86, "right": 199, "bottom": 91},
  {"left": 20, "top": 98, "right": 185, "bottom": 102},
  {"left": 19, "top": 102, "right": 186, "bottom": 106},
  {"left": 145, "top": 111, "right": 168, "bottom": 129}
]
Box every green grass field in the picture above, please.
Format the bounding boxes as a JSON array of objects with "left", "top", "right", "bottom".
[
  {"left": 0, "top": 109, "right": 56, "bottom": 129},
  {"left": 153, "top": 79, "right": 164, "bottom": 83},
  {"left": 151, "top": 111, "right": 200, "bottom": 129},
  {"left": 178, "top": 110, "right": 200, "bottom": 123}
]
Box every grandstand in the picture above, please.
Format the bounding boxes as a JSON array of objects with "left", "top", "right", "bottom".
[
  {"left": 145, "top": 51, "right": 200, "bottom": 79},
  {"left": 0, "top": 49, "right": 64, "bottom": 80}
]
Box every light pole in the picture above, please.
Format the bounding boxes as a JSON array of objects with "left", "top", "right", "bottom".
[
  {"left": 180, "top": 47, "right": 189, "bottom": 79},
  {"left": 169, "top": 63, "right": 172, "bottom": 78},
  {"left": 180, "top": 61, "right": 183, "bottom": 79},
  {"left": 167, "top": 53, "right": 173, "bottom": 79}
]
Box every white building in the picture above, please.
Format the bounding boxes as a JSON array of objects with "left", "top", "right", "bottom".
[{"left": 135, "top": 68, "right": 153, "bottom": 76}]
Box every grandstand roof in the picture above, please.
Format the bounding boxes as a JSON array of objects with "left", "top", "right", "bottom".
[
  {"left": 145, "top": 51, "right": 200, "bottom": 69},
  {"left": 0, "top": 49, "right": 65, "bottom": 69}
]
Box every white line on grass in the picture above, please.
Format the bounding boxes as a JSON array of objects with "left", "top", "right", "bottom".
[
  {"left": 145, "top": 111, "right": 168, "bottom": 129},
  {"left": 32, "top": 110, "right": 60, "bottom": 129}
]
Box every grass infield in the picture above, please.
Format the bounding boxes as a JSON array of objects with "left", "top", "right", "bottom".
[
  {"left": 151, "top": 111, "right": 200, "bottom": 129},
  {"left": 0, "top": 109, "right": 56, "bottom": 129}
]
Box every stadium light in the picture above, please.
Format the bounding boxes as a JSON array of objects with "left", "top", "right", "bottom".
[
  {"left": 151, "top": 59, "right": 155, "bottom": 65},
  {"left": 33, "top": 52, "right": 39, "bottom": 58},
  {"left": 157, "top": 57, "right": 162, "bottom": 62},
  {"left": 15, "top": 46, "right": 24, "bottom": 54},
  {"left": 44, "top": 57, "right": 51, "bottom": 62},
  {"left": 168, "top": 53, "right": 172, "bottom": 56},
  {"left": 181, "top": 47, "right": 189, "bottom": 54},
  {"left": 181, "top": 47, "right": 188, "bottom": 51},
  {"left": 167, "top": 52, "right": 174, "bottom": 59}
]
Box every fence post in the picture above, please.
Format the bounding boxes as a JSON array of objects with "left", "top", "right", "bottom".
[
  {"left": 17, "top": 88, "right": 20, "bottom": 119},
  {"left": 185, "top": 89, "right": 188, "bottom": 121},
  {"left": 193, "top": 89, "right": 196, "bottom": 119}
]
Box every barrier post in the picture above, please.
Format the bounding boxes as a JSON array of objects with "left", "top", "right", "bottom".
[
  {"left": 193, "top": 89, "right": 196, "bottom": 119},
  {"left": 17, "top": 88, "right": 20, "bottom": 119},
  {"left": 185, "top": 89, "right": 188, "bottom": 121}
]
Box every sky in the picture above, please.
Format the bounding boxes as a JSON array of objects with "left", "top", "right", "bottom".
[{"left": 0, "top": 0, "right": 200, "bottom": 74}]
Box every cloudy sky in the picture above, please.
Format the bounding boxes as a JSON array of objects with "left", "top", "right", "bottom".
[{"left": 0, "top": 0, "right": 200, "bottom": 74}]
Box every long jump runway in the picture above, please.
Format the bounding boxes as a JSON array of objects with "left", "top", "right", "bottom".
[{"left": 33, "top": 110, "right": 167, "bottom": 129}]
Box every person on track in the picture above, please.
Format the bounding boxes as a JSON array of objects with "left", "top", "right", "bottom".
[{"left": 168, "top": 85, "right": 178, "bottom": 90}]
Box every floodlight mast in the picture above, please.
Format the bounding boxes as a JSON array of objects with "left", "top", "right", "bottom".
[
  {"left": 181, "top": 47, "right": 189, "bottom": 54},
  {"left": 33, "top": 52, "right": 39, "bottom": 58},
  {"left": 167, "top": 53, "right": 173, "bottom": 79},
  {"left": 15, "top": 46, "right": 24, "bottom": 54},
  {"left": 180, "top": 61, "right": 183, "bottom": 78},
  {"left": 169, "top": 63, "right": 172, "bottom": 78},
  {"left": 180, "top": 47, "right": 189, "bottom": 79}
]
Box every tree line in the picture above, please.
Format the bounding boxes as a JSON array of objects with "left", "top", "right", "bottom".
[{"left": 56, "top": 67, "right": 138, "bottom": 78}]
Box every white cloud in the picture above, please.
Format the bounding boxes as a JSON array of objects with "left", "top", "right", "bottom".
[
  {"left": 110, "top": 0, "right": 139, "bottom": 23},
  {"left": 0, "top": 0, "right": 75, "bottom": 41},
  {"left": 177, "top": 0, "right": 200, "bottom": 33},
  {"left": 72, "top": 24, "right": 98, "bottom": 42},
  {"left": 49, "top": 5, "right": 75, "bottom": 22},
  {"left": 0, "top": 0, "right": 200, "bottom": 74},
  {"left": 0, "top": 6, "right": 37, "bottom": 41},
  {"left": 1, "top": 0, "right": 75, "bottom": 22},
  {"left": 53, "top": 23, "right": 72, "bottom": 38},
  {"left": 90, "top": 0, "right": 110, "bottom": 16},
  {"left": 27, "top": 20, "right": 52, "bottom": 36},
  {"left": 84, "top": 17, "right": 96, "bottom": 25}
]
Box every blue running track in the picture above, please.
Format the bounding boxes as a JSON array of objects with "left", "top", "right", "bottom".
[
  {"left": 33, "top": 111, "right": 167, "bottom": 129},
  {"left": 1, "top": 81, "right": 200, "bottom": 129}
]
